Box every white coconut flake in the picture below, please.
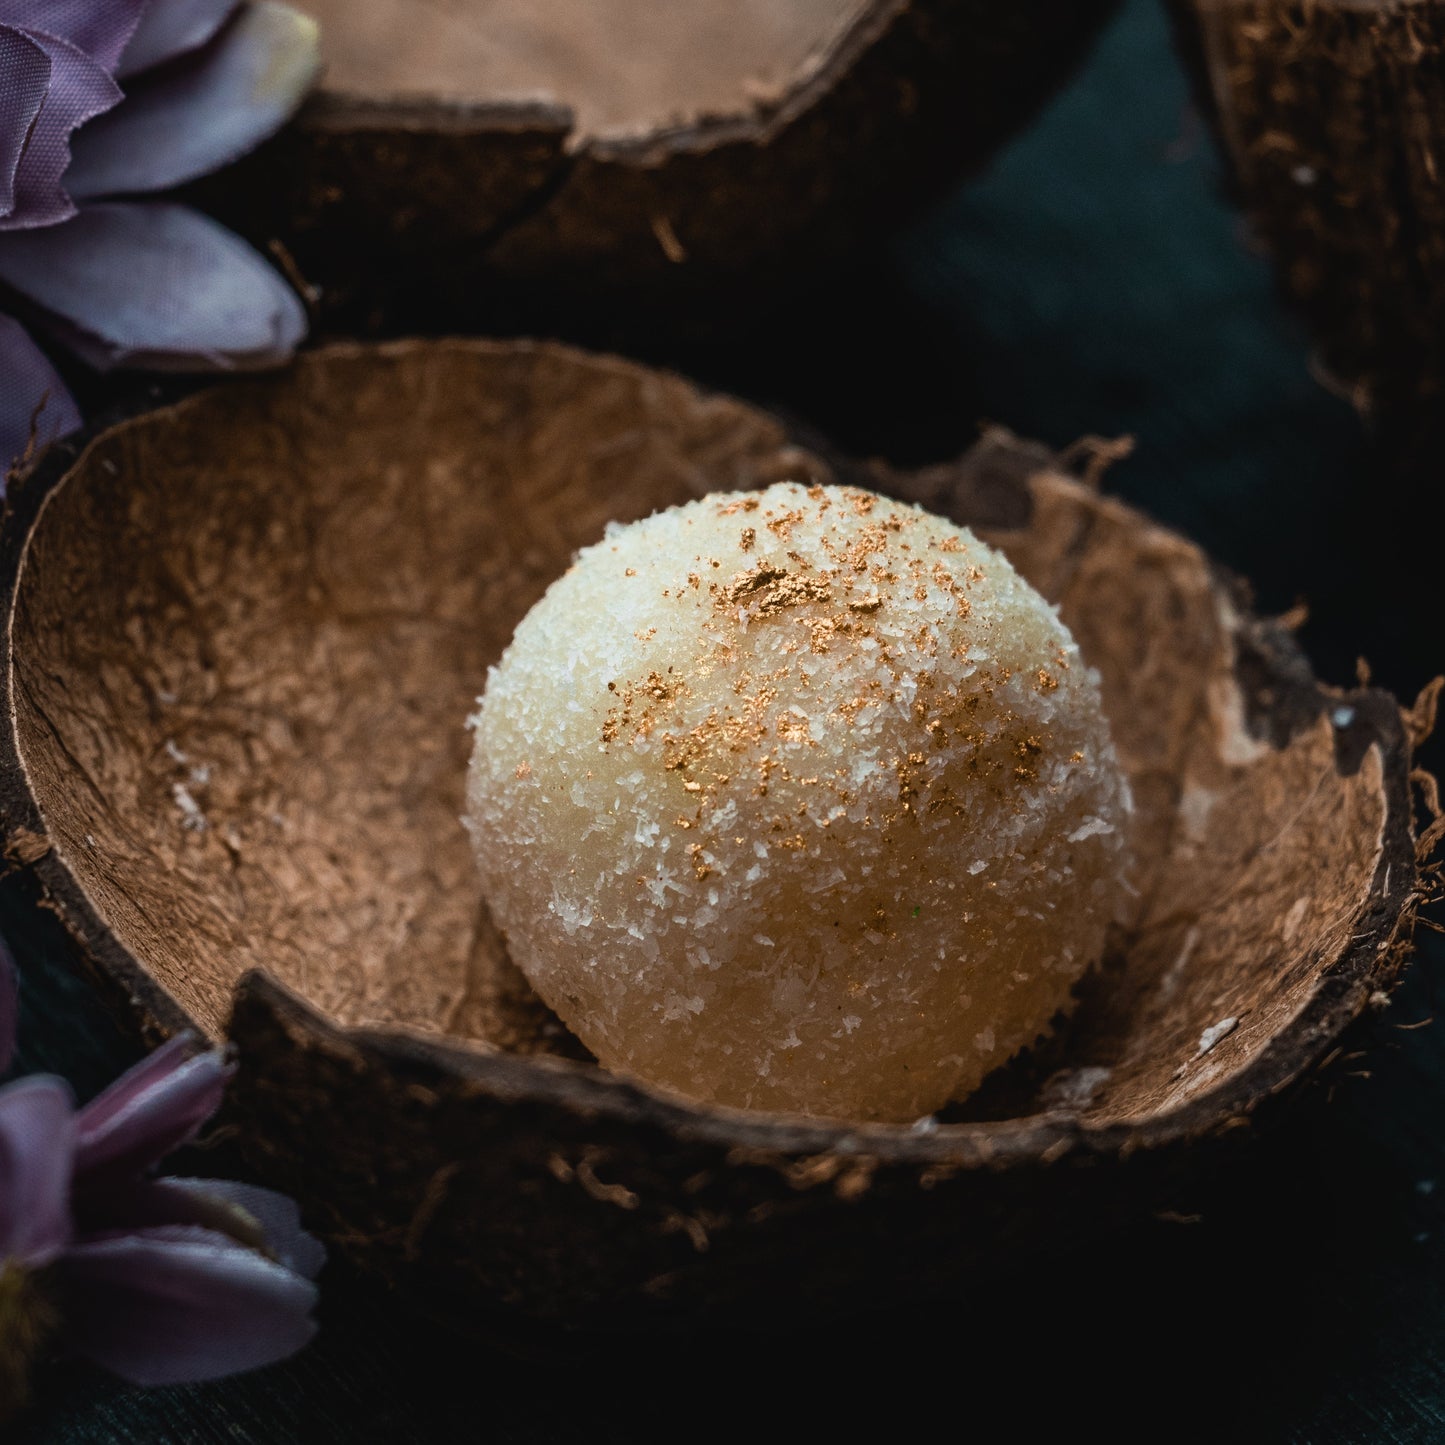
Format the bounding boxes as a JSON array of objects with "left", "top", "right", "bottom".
[
  {"left": 171, "top": 782, "right": 207, "bottom": 832},
  {"left": 1067, "top": 817, "right": 1114, "bottom": 843},
  {"left": 1042, "top": 1065, "right": 1112, "bottom": 1110},
  {"left": 1197, "top": 1017, "right": 1239, "bottom": 1055}
]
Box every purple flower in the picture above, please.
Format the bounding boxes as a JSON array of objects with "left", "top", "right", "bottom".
[
  {"left": 0, "top": 940, "right": 322, "bottom": 1417},
  {"left": 0, "top": 0, "right": 320, "bottom": 478},
  {"left": 0, "top": 934, "right": 17, "bottom": 1075}
]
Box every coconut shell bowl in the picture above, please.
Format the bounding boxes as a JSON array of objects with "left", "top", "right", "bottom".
[
  {"left": 200, "top": 0, "right": 1119, "bottom": 334},
  {"left": 0, "top": 340, "right": 1428, "bottom": 1329}
]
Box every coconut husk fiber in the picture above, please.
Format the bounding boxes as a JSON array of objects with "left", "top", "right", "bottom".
[{"left": 1172, "top": 0, "right": 1445, "bottom": 411}]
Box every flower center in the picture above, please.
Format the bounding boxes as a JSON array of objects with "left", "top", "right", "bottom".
[{"left": 0, "top": 1261, "right": 58, "bottom": 1424}]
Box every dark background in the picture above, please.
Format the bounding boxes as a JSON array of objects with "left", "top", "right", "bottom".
[{"left": 9, "top": 2, "right": 1445, "bottom": 1440}]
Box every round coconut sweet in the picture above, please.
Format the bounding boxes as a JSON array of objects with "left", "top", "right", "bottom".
[
  {"left": 193, "top": 0, "right": 1121, "bottom": 336},
  {"left": 466, "top": 483, "right": 1132, "bottom": 1121},
  {"left": 1170, "top": 0, "right": 1445, "bottom": 410},
  {"left": 0, "top": 340, "right": 1429, "bottom": 1325}
]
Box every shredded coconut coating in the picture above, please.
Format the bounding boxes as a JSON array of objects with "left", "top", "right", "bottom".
[{"left": 466, "top": 483, "right": 1132, "bottom": 1121}]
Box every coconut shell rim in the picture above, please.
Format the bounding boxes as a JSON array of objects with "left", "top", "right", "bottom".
[{"left": 0, "top": 336, "right": 1424, "bottom": 1174}]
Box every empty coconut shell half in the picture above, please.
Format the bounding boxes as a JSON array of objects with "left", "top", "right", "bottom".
[
  {"left": 195, "top": 0, "right": 1119, "bottom": 335},
  {"left": 0, "top": 339, "right": 1430, "bottom": 1325},
  {"left": 1170, "top": 0, "right": 1445, "bottom": 410}
]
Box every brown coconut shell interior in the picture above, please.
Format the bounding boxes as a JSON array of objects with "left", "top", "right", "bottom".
[
  {"left": 297, "top": 0, "right": 869, "bottom": 142},
  {"left": 0, "top": 340, "right": 1421, "bottom": 1135}
]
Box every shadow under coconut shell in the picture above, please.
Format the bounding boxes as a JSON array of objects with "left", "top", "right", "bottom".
[{"left": 0, "top": 339, "right": 1421, "bottom": 1323}]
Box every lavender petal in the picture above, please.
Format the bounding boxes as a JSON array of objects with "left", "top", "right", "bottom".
[
  {"left": 163, "top": 1179, "right": 325, "bottom": 1280},
  {"left": 95, "top": 1178, "right": 326, "bottom": 1279},
  {"left": 69, "top": 2, "right": 320, "bottom": 199},
  {"left": 74, "top": 1034, "right": 232, "bottom": 1184},
  {"left": 0, "top": 25, "right": 51, "bottom": 220},
  {"left": 0, "top": 1075, "right": 75, "bottom": 1266},
  {"left": 12, "top": 1, "right": 148, "bottom": 70},
  {"left": 0, "top": 27, "right": 120, "bottom": 231},
  {"left": 119, "top": 0, "right": 243, "bottom": 79},
  {"left": 0, "top": 932, "right": 17, "bottom": 1074},
  {"left": 71, "top": 1035, "right": 204, "bottom": 1136},
  {"left": 0, "top": 201, "right": 307, "bottom": 370},
  {"left": 57, "top": 1224, "right": 318, "bottom": 1385},
  {"left": 0, "top": 313, "right": 82, "bottom": 481}
]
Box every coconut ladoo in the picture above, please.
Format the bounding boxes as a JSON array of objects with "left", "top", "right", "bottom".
[
  {"left": 198, "top": 0, "right": 1120, "bottom": 336},
  {"left": 1171, "top": 0, "right": 1445, "bottom": 408},
  {"left": 465, "top": 483, "right": 1132, "bottom": 1121}
]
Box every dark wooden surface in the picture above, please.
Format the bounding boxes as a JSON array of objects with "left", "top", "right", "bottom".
[{"left": 8, "top": 2, "right": 1444, "bottom": 1439}]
